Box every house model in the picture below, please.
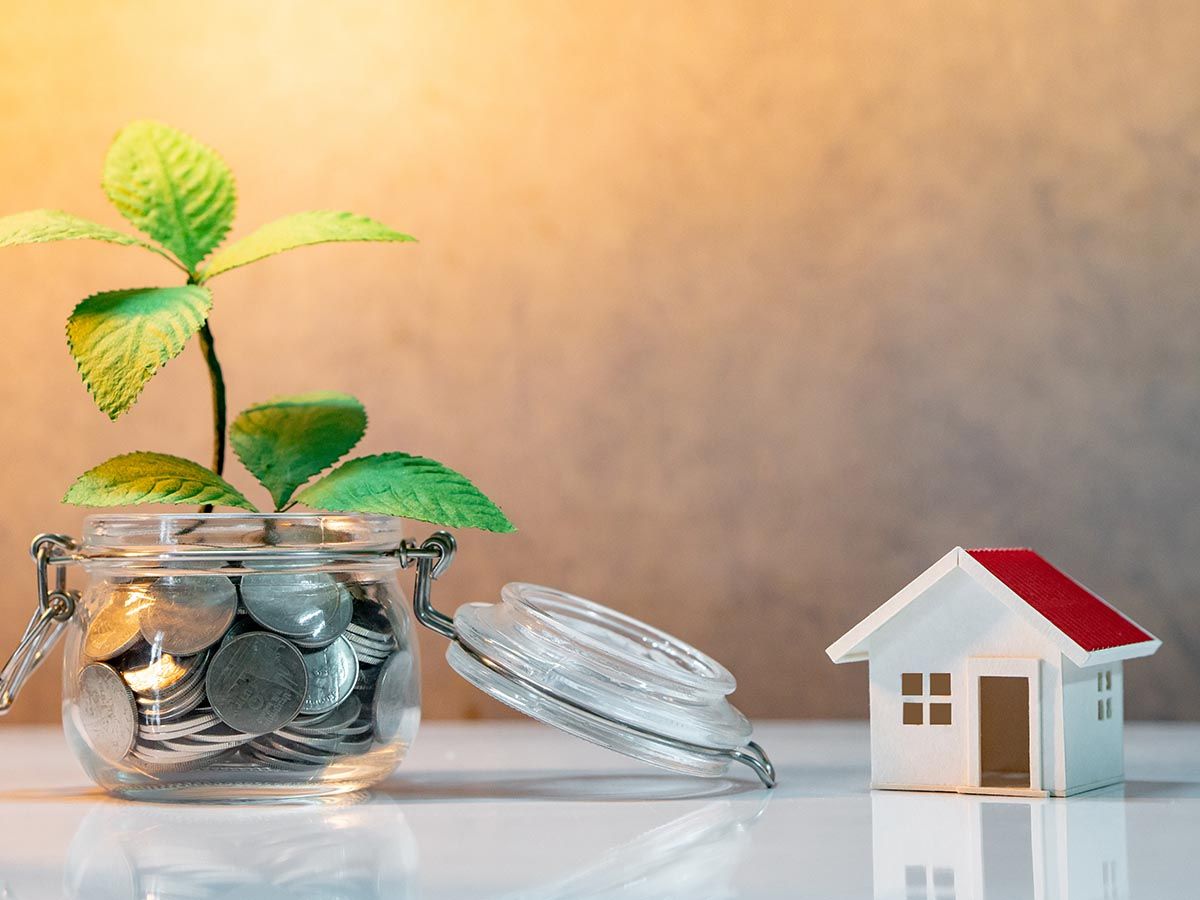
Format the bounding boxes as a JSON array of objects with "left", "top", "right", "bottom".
[{"left": 826, "top": 547, "right": 1161, "bottom": 797}]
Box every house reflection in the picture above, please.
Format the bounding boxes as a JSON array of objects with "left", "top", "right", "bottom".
[{"left": 872, "top": 788, "right": 1128, "bottom": 899}]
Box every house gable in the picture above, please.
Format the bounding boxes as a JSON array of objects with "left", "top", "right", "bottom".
[{"left": 827, "top": 548, "right": 1160, "bottom": 668}]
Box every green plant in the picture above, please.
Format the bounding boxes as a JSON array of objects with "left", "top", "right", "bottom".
[{"left": 0, "top": 121, "right": 513, "bottom": 532}]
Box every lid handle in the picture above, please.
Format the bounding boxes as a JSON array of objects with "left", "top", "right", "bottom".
[{"left": 0, "top": 534, "right": 79, "bottom": 714}]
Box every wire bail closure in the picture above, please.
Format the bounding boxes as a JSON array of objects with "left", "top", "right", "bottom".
[
  {"left": 397, "top": 531, "right": 777, "bottom": 789},
  {"left": 0, "top": 534, "right": 79, "bottom": 714}
]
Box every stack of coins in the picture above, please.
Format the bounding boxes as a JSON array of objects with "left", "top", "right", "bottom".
[{"left": 73, "top": 570, "right": 411, "bottom": 775}]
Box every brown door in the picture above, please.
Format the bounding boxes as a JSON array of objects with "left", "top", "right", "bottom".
[{"left": 979, "top": 676, "right": 1031, "bottom": 788}]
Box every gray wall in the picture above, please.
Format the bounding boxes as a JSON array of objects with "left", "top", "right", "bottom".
[{"left": 0, "top": 1, "right": 1197, "bottom": 722}]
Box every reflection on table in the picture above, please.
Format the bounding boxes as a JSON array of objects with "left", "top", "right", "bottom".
[{"left": 872, "top": 788, "right": 1128, "bottom": 900}]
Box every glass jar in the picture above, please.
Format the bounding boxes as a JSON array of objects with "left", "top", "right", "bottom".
[
  {"left": 62, "top": 514, "right": 418, "bottom": 801},
  {"left": 2, "top": 513, "right": 775, "bottom": 802}
]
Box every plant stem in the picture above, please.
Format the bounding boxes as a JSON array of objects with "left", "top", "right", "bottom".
[{"left": 196, "top": 320, "right": 227, "bottom": 513}]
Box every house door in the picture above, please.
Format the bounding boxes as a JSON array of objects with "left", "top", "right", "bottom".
[{"left": 979, "top": 676, "right": 1031, "bottom": 789}]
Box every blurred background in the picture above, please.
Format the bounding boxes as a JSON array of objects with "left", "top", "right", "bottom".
[{"left": 1, "top": 0, "right": 1198, "bottom": 724}]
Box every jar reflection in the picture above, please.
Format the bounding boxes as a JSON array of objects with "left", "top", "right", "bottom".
[{"left": 65, "top": 801, "right": 417, "bottom": 900}]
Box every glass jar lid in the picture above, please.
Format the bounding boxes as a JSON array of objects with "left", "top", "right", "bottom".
[
  {"left": 449, "top": 583, "right": 757, "bottom": 778},
  {"left": 402, "top": 533, "right": 775, "bottom": 787}
]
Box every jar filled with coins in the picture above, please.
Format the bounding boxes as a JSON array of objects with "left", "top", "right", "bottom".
[
  {"left": 3, "top": 514, "right": 777, "bottom": 802},
  {"left": 55, "top": 514, "right": 419, "bottom": 801}
]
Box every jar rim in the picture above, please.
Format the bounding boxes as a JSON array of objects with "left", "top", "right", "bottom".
[{"left": 80, "top": 512, "right": 407, "bottom": 560}]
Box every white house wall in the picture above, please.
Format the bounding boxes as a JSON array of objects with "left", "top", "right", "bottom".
[
  {"left": 1060, "top": 659, "right": 1124, "bottom": 792},
  {"left": 867, "top": 566, "right": 1065, "bottom": 793}
]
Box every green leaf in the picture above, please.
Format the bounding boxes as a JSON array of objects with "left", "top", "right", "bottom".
[
  {"left": 295, "top": 453, "right": 516, "bottom": 533},
  {"left": 64, "top": 452, "right": 257, "bottom": 510},
  {"left": 230, "top": 391, "right": 368, "bottom": 510},
  {"left": 201, "top": 210, "right": 414, "bottom": 280},
  {"left": 102, "top": 121, "right": 236, "bottom": 271},
  {"left": 0, "top": 209, "right": 174, "bottom": 262},
  {"left": 66, "top": 286, "right": 212, "bottom": 419}
]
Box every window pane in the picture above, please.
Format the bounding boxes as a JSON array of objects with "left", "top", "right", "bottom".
[
  {"left": 902, "top": 673, "right": 923, "bottom": 696},
  {"left": 1106, "top": 697, "right": 1112, "bottom": 719},
  {"left": 1098, "top": 672, "right": 1104, "bottom": 692},
  {"left": 1106, "top": 670, "right": 1112, "bottom": 691},
  {"left": 1098, "top": 700, "right": 1104, "bottom": 721},
  {"left": 903, "top": 702, "right": 924, "bottom": 725},
  {"left": 933, "top": 867, "right": 956, "bottom": 898},
  {"left": 930, "top": 673, "right": 951, "bottom": 696},
  {"left": 930, "top": 703, "right": 952, "bottom": 725}
]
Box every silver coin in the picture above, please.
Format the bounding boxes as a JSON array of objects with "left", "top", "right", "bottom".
[
  {"left": 83, "top": 584, "right": 149, "bottom": 661},
  {"left": 346, "top": 622, "right": 394, "bottom": 646},
  {"left": 139, "top": 576, "right": 238, "bottom": 656},
  {"left": 373, "top": 649, "right": 417, "bottom": 742},
  {"left": 175, "top": 724, "right": 253, "bottom": 745},
  {"left": 290, "top": 696, "right": 362, "bottom": 735},
  {"left": 268, "top": 730, "right": 348, "bottom": 753},
  {"left": 131, "top": 657, "right": 207, "bottom": 700},
  {"left": 291, "top": 585, "right": 354, "bottom": 649},
  {"left": 348, "top": 642, "right": 390, "bottom": 667},
  {"left": 239, "top": 572, "right": 343, "bottom": 639},
  {"left": 77, "top": 663, "right": 137, "bottom": 760},
  {"left": 219, "top": 616, "right": 257, "bottom": 649},
  {"left": 138, "top": 711, "right": 220, "bottom": 740},
  {"left": 206, "top": 632, "right": 307, "bottom": 735},
  {"left": 158, "top": 734, "right": 251, "bottom": 753},
  {"left": 299, "top": 636, "right": 359, "bottom": 715},
  {"left": 132, "top": 742, "right": 227, "bottom": 764},
  {"left": 120, "top": 644, "right": 207, "bottom": 696},
  {"left": 137, "top": 677, "right": 207, "bottom": 721},
  {"left": 251, "top": 735, "right": 339, "bottom": 765},
  {"left": 336, "top": 732, "right": 375, "bottom": 755},
  {"left": 245, "top": 747, "right": 325, "bottom": 770}
]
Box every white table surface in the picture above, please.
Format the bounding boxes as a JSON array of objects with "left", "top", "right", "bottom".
[{"left": 0, "top": 721, "right": 1195, "bottom": 899}]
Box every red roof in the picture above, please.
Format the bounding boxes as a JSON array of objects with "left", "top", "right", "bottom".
[{"left": 966, "top": 548, "right": 1153, "bottom": 651}]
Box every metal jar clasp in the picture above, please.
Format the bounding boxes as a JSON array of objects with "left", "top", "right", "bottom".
[{"left": 0, "top": 534, "right": 79, "bottom": 713}]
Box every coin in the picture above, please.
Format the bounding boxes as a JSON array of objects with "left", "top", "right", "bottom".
[
  {"left": 244, "top": 747, "right": 325, "bottom": 770},
  {"left": 137, "top": 677, "right": 207, "bottom": 722},
  {"left": 120, "top": 645, "right": 207, "bottom": 695},
  {"left": 206, "top": 632, "right": 307, "bottom": 735},
  {"left": 347, "top": 641, "right": 390, "bottom": 667},
  {"left": 219, "top": 616, "right": 257, "bottom": 648},
  {"left": 77, "top": 663, "right": 137, "bottom": 760},
  {"left": 300, "top": 636, "right": 359, "bottom": 715},
  {"left": 174, "top": 724, "right": 253, "bottom": 745},
  {"left": 83, "top": 584, "right": 150, "bottom": 660},
  {"left": 138, "top": 711, "right": 220, "bottom": 740},
  {"left": 139, "top": 575, "right": 238, "bottom": 656},
  {"left": 373, "top": 650, "right": 417, "bottom": 742},
  {"left": 239, "top": 572, "right": 343, "bottom": 640},
  {"left": 131, "top": 742, "right": 228, "bottom": 764},
  {"left": 251, "top": 735, "right": 340, "bottom": 765},
  {"left": 290, "top": 696, "right": 362, "bottom": 735},
  {"left": 291, "top": 585, "right": 354, "bottom": 649}
]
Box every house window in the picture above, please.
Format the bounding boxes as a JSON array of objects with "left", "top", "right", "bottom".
[
  {"left": 905, "top": 864, "right": 956, "bottom": 900},
  {"left": 1097, "top": 669, "right": 1114, "bottom": 720},
  {"left": 901, "top": 673, "right": 952, "bottom": 725}
]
